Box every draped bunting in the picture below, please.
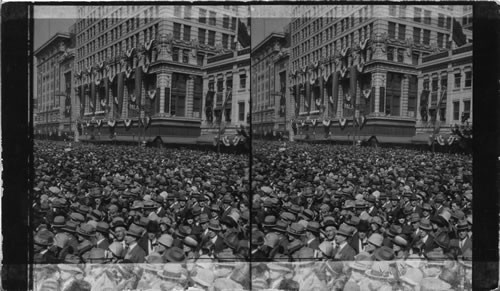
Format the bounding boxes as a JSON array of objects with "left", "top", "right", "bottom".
[
  {"left": 359, "top": 115, "right": 367, "bottom": 129},
  {"left": 359, "top": 38, "right": 370, "bottom": 51},
  {"left": 124, "top": 119, "right": 132, "bottom": 129},
  {"left": 96, "top": 119, "right": 102, "bottom": 127},
  {"left": 125, "top": 67, "right": 133, "bottom": 79},
  {"left": 436, "top": 135, "right": 446, "bottom": 146},
  {"left": 339, "top": 118, "right": 347, "bottom": 130},
  {"left": 311, "top": 119, "right": 317, "bottom": 128},
  {"left": 117, "top": 72, "right": 124, "bottom": 118},
  {"left": 362, "top": 88, "right": 372, "bottom": 99},
  {"left": 104, "top": 77, "right": 109, "bottom": 106},
  {"left": 331, "top": 71, "right": 339, "bottom": 117},
  {"left": 340, "top": 66, "right": 348, "bottom": 78},
  {"left": 356, "top": 61, "right": 365, "bottom": 73},
  {"left": 126, "top": 47, "right": 135, "bottom": 59},
  {"left": 135, "top": 66, "right": 143, "bottom": 108},
  {"left": 144, "top": 116, "right": 152, "bottom": 129},
  {"left": 107, "top": 120, "right": 116, "bottom": 127},
  {"left": 306, "top": 79, "right": 311, "bottom": 114},
  {"left": 144, "top": 39, "right": 154, "bottom": 51},
  {"left": 319, "top": 73, "right": 324, "bottom": 111},
  {"left": 90, "top": 82, "right": 96, "bottom": 115}
]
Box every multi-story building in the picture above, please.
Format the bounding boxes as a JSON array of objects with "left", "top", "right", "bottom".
[
  {"left": 34, "top": 32, "right": 75, "bottom": 137},
  {"left": 199, "top": 47, "right": 250, "bottom": 141},
  {"left": 414, "top": 39, "right": 472, "bottom": 141},
  {"left": 73, "top": 5, "right": 248, "bottom": 140},
  {"left": 251, "top": 32, "right": 289, "bottom": 137},
  {"left": 288, "top": 5, "right": 467, "bottom": 141}
]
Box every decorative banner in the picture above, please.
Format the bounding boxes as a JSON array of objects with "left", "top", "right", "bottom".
[
  {"left": 323, "top": 119, "right": 332, "bottom": 135},
  {"left": 362, "top": 88, "right": 372, "bottom": 99},
  {"left": 126, "top": 47, "right": 135, "bottom": 59},
  {"left": 359, "top": 115, "right": 367, "bottom": 129},
  {"left": 130, "top": 94, "right": 136, "bottom": 104},
  {"left": 144, "top": 116, "right": 152, "bottom": 129},
  {"left": 340, "top": 66, "right": 348, "bottom": 78},
  {"left": 339, "top": 118, "right": 347, "bottom": 130},
  {"left": 100, "top": 99, "right": 107, "bottom": 108},
  {"left": 148, "top": 89, "right": 156, "bottom": 100},
  {"left": 125, "top": 67, "right": 133, "bottom": 79},
  {"left": 108, "top": 72, "right": 116, "bottom": 83},
  {"left": 359, "top": 38, "right": 370, "bottom": 51},
  {"left": 447, "top": 135, "right": 457, "bottom": 145},
  {"left": 304, "top": 100, "right": 309, "bottom": 110},
  {"left": 96, "top": 119, "right": 102, "bottom": 127},
  {"left": 137, "top": 117, "right": 143, "bottom": 127},
  {"left": 135, "top": 66, "right": 143, "bottom": 107},
  {"left": 222, "top": 136, "right": 231, "bottom": 146},
  {"left": 300, "top": 120, "right": 306, "bottom": 127},
  {"left": 142, "top": 61, "right": 150, "bottom": 74},
  {"left": 90, "top": 81, "right": 96, "bottom": 115},
  {"left": 436, "top": 135, "right": 446, "bottom": 146},
  {"left": 107, "top": 120, "right": 116, "bottom": 127},
  {"left": 315, "top": 98, "right": 322, "bottom": 108},
  {"left": 311, "top": 119, "right": 317, "bottom": 128},
  {"left": 350, "top": 66, "right": 358, "bottom": 100},
  {"left": 98, "top": 62, "right": 105, "bottom": 71},
  {"left": 114, "top": 96, "right": 119, "bottom": 105},
  {"left": 340, "top": 47, "right": 349, "bottom": 58},
  {"left": 331, "top": 71, "right": 339, "bottom": 117},
  {"left": 85, "top": 120, "right": 91, "bottom": 127},
  {"left": 353, "top": 115, "right": 359, "bottom": 127},
  {"left": 144, "top": 39, "right": 154, "bottom": 51},
  {"left": 124, "top": 119, "right": 132, "bottom": 129},
  {"left": 356, "top": 60, "right": 365, "bottom": 73}
]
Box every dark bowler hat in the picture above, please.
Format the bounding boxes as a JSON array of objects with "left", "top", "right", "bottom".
[
  {"left": 373, "top": 246, "right": 395, "bottom": 261},
  {"left": 52, "top": 216, "right": 66, "bottom": 228},
  {"left": 419, "top": 218, "right": 432, "bottom": 231},
  {"left": 273, "top": 220, "right": 288, "bottom": 233},
  {"left": 164, "top": 247, "right": 186, "bottom": 263},
  {"left": 126, "top": 224, "right": 143, "bottom": 238},
  {"left": 96, "top": 222, "right": 109, "bottom": 234},
  {"left": 306, "top": 221, "right": 321, "bottom": 234}
]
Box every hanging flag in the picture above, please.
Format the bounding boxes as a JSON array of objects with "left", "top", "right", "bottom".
[
  {"left": 339, "top": 118, "right": 347, "bottom": 130},
  {"left": 107, "top": 120, "right": 116, "bottom": 127},
  {"left": 124, "top": 119, "right": 132, "bottom": 129},
  {"left": 362, "top": 88, "right": 372, "bottom": 99},
  {"left": 237, "top": 19, "right": 251, "bottom": 48},
  {"left": 451, "top": 18, "right": 467, "bottom": 47},
  {"left": 359, "top": 115, "right": 367, "bottom": 129}
]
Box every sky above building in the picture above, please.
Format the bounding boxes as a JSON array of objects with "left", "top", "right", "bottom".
[
  {"left": 251, "top": 6, "right": 291, "bottom": 46},
  {"left": 34, "top": 6, "right": 77, "bottom": 50}
]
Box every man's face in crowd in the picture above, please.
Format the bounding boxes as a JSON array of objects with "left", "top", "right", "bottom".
[
  {"left": 391, "top": 200, "right": 398, "bottom": 206},
  {"left": 334, "top": 234, "right": 346, "bottom": 244},
  {"left": 306, "top": 197, "right": 313, "bottom": 204},
  {"left": 358, "top": 231, "right": 367, "bottom": 240},
  {"left": 179, "top": 201, "right": 186, "bottom": 207},
  {"left": 411, "top": 199, "right": 418, "bottom": 207},
  {"left": 124, "top": 234, "right": 135, "bottom": 245},
  {"left": 201, "top": 221, "right": 209, "bottom": 231},
  {"left": 114, "top": 227, "right": 126, "bottom": 241},
  {"left": 458, "top": 229, "right": 468, "bottom": 240},
  {"left": 147, "top": 231, "right": 156, "bottom": 240}
]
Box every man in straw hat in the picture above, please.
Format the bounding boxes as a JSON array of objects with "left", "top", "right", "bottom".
[
  {"left": 123, "top": 224, "right": 147, "bottom": 263},
  {"left": 333, "top": 224, "right": 356, "bottom": 261}
]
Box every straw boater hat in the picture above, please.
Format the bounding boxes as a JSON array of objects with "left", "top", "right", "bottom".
[{"left": 364, "top": 261, "right": 395, "bottom": 281}]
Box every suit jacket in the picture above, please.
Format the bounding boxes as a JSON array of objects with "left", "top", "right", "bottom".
[
  {"left": 350, "top": 237, "right": 367, "bottom": 254},
  {"left": 307, "top": 238, "right": 320, "bottom": 250},
  {"left": 459, "top": 236, "right": 472, "bottom": 254},
  {"left": 333, "top": 243, "right": 356, "bottom": 261},
  {"left": 138, "top": 235, "right": 158, "bottom": 256},
  {"left": 96, "top": 238, "right": 110, "bottom": 251},
  {"left": 348, "top": 232, "right": 360, "bottom": 252},
  {"left": 124, "top": 244, "right": 146, "bottom": 263},
  {"left": 212, "top": 236, "right": 226, "bottom": 254}
]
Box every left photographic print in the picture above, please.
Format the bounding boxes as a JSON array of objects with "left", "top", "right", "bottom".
[{"left": 32, "top": 5, "right": 251, "bottom": 290}]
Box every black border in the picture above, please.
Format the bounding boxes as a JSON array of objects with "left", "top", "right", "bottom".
[
  {"left": 2, "top": 2, "right": 499, "bottom": 290},
  {"left": 2, "top": 3, "right": 31, "bottom": 290}
]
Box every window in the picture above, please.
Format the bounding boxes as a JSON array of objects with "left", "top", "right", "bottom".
[
  {"left": 423, "top": 29, "right": 430, "bottom": 45},
  {"left": 199, "top": 8, "right": 207, "bottom": 23},
  {"left": 223, "top": 15, "right": 230, "bottom": 29},
  {"left": 438, "top": 13, "right": 445, "bottom": 27},
  {"left": 454, "top": 72, "right": 461, "bottom": 88},
  {"left": 453, "top": 101, "right": 460, "bottom": 120},
  {"left": 387, "top": 47, "right": 394, "bottom": 61},
  {"left": 397, "top": 48, "right": 404, "bottom": 63},
  {"left": 388, "top": 22, "right": 396, "bottom": 38},
  {"left": 446, "top": 17, "right": 451, "bottom": 29},
  {"left": 197, "top": 53, "right": 204, "bottom": 66},
  {"left": 464, "top": 71, "right": 472, "bottom": 87},
  {"left": 424, "top": 10, "right": 431, "bottom": 24},
  {"left": 240, "top": 73, "right": 246, "bottom": 89},
  {"left": 183, "top": 25, "right": 191, "bottom": 41},
  {"left": 198, "top": 28, "right": 206, "bottom": 44},
  {"left": 172, "top": 47, "right": 179, "bottom": 62},
  {"left": 208, "top": 31, "right": 215, "bottom": 46},
  {"left": 412, "top": 53, "right": 419, "bottom": 65},
  {"left": 437, "top": 33, "right": 444, "bottom": 48},
  {"left": 398, "top": 24, "right": 406, "bottom": 40},
  {"left": 222, "top": 34, "right": 229, "bottom": 49},
  {"left": 173, "top": 23, "right": 181, "bottom": 40},
  {"left": 184, "top": 6, "right": 191, "bottom": 19},
  {"left": 182, "top": 49, "right": 189, "bottom": 63},
  {"left": 463, "top": 100, "right": 471, "bottom": 115},
  {"left": 231, "top": 17, "right": 237, "bottom": 30},
  {"left": 209, "top": 11, "right": 216, "bottom": 26},
  {"left": 238, "top": 102, "right": 245, "bottom": 121},
  {"left": 413, "top": 27, "right": 421, "bottom": 43}
]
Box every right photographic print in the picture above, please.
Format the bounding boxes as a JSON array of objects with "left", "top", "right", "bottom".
[{"left": 250, "top": 5, "right": 473, "bottom": 290}]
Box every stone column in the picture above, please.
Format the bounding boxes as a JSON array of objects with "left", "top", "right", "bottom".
[
  {"left": 401, "top": 74, "right": 410, "bottom": 117},
  {"left": 372, "top": 71, "right": 386, "bottom": 115},
  {"left": 157, "top": 71, "right": 171, "bottom": 116},
  {"left": 186, "top": 75, "right": 194, "bottom": 118}
]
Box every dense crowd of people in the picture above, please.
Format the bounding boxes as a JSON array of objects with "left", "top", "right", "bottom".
[{"left": 33, "top": 140, "right": 473, "bottom": 290}]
